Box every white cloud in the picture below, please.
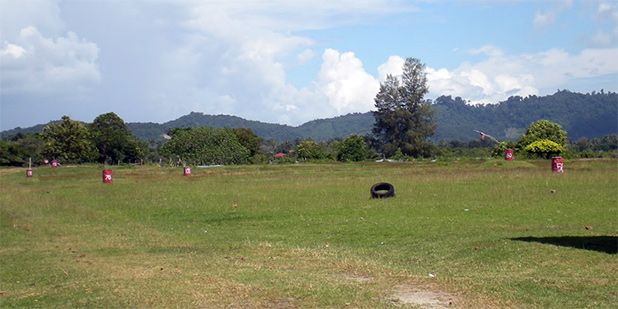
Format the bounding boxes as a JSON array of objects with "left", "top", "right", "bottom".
[
  {"left": 589, "top": 27, "right": 618, "bottom": 47},
  {"left": 167, "top": 1, "right": 318, "bottom": 123},
  {"left": 595, "top": 1, "right": 618, "bottom": 22},
  {"left": 469, "top": 45, "right": 504, "bottom": 57},
  {"left": 426, "top": 67, "right": 451, "bottom": 81},
  {"left": 296, "top": 49, "right": 315, "bottom": 64},
  {"left": 426, "top": 67, "right": 461, "bottom": 95},
  {"left": 376, "top": 44, "right": 615, "bottom": 108},
  {"left": 588, "top": 1, "right": 618, "bottom": 47},
  {"left": 533, "top": 11, "right": 556, "bottom": 29},
  {"left": 316, "top": 49, "right": 379, "bottom": 115},
  {"left": 0, "top": 26, "right": 100, "bottom": 95},
  {"left": 377, "top": 55, "right": 405, "bottom": 82},
  {"left": 533, "top": 0, "right": 573, "bottom": 29},
  {"left": 425, "top": 46, "right": 618, "bottom": 104},
  {"left": 0, "top": 43, "right": 25, "bottom": 58},
  {"left": 463, "top": 69, "right": 494, "bottom": 96},
  {"left": 158, "top": 1, "right": 409, "bottom": 125}
]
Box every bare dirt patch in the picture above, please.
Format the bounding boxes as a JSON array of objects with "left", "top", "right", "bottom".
[
  {"left": 389, "top": 283, "right": 457, "bottom": 308},
  {"left": 339, "top": 273, "right": 457, "bottom": 308}
]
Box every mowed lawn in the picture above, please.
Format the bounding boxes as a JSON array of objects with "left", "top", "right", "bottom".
[{"left": 1, "top": 159, "right": 616, "bottom": 308}]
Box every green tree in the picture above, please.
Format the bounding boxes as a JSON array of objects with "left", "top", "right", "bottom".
[
  {"left": 0, "top": 133, "right": 44, "bottom": 166},
  {"left": 274, "top": 140, "right": 294, "bottom": 155},
  {"left": 41, "top": 116, "right": 94, "bottom": 163},
  {"left": 160, "top": 127, "right": 250, "bottom": 165},
  {"left": 337, "top": 134, "right": 367, "bottom": 162},
  {"left": 372, "top": 57, "right": 436, "bottom": 157},
  {"left": 296, "top": 139, "right": 331, "bottom": 161},
  {"left": 574, "top": 137, "right": 593, "bottom": 152},
  {"left": 232, "top": 127, "right": 267, "bottom": 163},
  {"left": 0, "top": 140, "right": 23, "bottom": 166},
  {"left": 89, "top": 112, "right": 143, "bottom": 164},
  {"left": 231, "top": 128, "right": 262, "bottom": 156},
  {"left": 517, "top": 120, "right": 567, "bottom": 150},
  {"left": 599, "top": 134, "right": 618, "bottom": 151}
]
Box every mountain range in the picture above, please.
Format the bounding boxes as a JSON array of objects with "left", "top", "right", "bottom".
[{"left": 2, "top": 90, "right": 616, "bottom": 143}]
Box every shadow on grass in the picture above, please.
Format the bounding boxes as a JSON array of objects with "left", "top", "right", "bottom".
[{"left": 511, "top": 236, "right": 618, "bottom": 254}]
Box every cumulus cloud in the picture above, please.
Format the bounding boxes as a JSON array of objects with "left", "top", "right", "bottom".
[
  {"left": 165, "top": 1, "right": 406, "bottom": 125},
  {"left": 0, "top": 26, "right": 100, "bottom": 95},
  {"left": 316, "top": 49, "right": 379, "bottom": 115},
  {"left": 425, "top": 46, "right": 617, "bottom": 104},
  {"left": 0, "top": 43, "right": 25, "bottom": 58},
  {"left": 377, "top": 55, "right": 405, "bottom": 82},
  {"left": 0, "top": 0, "right": 100, "bottom": 101}
]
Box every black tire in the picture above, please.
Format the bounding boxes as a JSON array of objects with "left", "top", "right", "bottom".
[{"left": 370, "top": 182, "right": 395, "bottom": 198}]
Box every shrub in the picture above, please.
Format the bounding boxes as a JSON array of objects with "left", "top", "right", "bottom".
[
  {"left": 491, "top": 141, "right": 516, "bottom": 158},
  {"left": 337, "top": 134, "right": 368, "bottom": 162},
  {"left": 524, "top": 139, "right": 564, "bottom": 159}
]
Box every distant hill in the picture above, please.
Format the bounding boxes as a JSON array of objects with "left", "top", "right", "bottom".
[
  {"left": 0, "top": 123, "right": 54, "bottom": 137},
  {"left": 128, "top": 113, "right": 297, "bottom": 142},
  {"left": 124, "top": 112, "right": 374, "bottom": 142},
  {"left": 297, "top": 113, "right": 373, "bottom": 141},
  {"left": 1, "top": 90, "right": 616, "bottom": 142},
  {"left": 432, "top": 90, "right": 617, "bottom": 142}
]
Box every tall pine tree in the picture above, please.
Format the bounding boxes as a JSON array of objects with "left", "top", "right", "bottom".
[{"left": 372, "top": 58, "right": 435, "bottom": 157}]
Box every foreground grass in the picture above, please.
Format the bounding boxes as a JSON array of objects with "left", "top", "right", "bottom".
[{"left": 1, "top": 159, "right": 616, "bottom": 308}]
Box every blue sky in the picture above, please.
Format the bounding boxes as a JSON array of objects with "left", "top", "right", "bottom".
[{"left": 1, "top": 0, "right": 617, "bottom": 131}]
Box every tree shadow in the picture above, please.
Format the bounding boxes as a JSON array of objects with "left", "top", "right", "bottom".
[{"left": 511, "top": 236, "right": 617, "bottom": 254}]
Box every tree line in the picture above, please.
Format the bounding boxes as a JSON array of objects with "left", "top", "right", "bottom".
[
  {"left": 1, "top": 58, "right": 616, "bottom": 167},
  {"left": 1, "top": 113, "right": 616, "bottom": 167},
  {"left": 7, "top": 88, "right": 612, "bottom": 145}
]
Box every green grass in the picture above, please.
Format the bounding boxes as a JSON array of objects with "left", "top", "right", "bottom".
[{"left": 1, "top": 159, "right": 616, "bottom": 308}]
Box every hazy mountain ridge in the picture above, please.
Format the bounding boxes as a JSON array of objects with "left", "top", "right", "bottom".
[{"left": 2, "top": 90, "right": 616, "bottom": 142}]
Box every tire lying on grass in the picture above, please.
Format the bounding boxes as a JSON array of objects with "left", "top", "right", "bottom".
[{"left": 370, "top": 182, "right": 395, "bottom": 198}]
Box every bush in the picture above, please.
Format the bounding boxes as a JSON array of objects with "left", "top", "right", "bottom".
[
  {"left": 491, "top": 141, "right": 516, "bottom": 158},
  {"left": 160, "top": 127, "right": 250, "bottom": 165},
  {"left": 272, "top": 156, "right": 296, "bottom": 164},
  {"left": 389, "top": 148, "right": 412, "bottom": 161},
  {"left": 296, "top": 140, "right": 332, "bottom": 161},
  {"left": 337, "top": 134, "right": 368, "bottom": 162},
  {"left": 524, "top": 139, "right": 564, "bottom": 159}
]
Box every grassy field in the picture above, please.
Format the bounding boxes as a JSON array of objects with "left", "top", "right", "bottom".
[{"left": 1, "top": 159, "right": 616, "bottom": 308}]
